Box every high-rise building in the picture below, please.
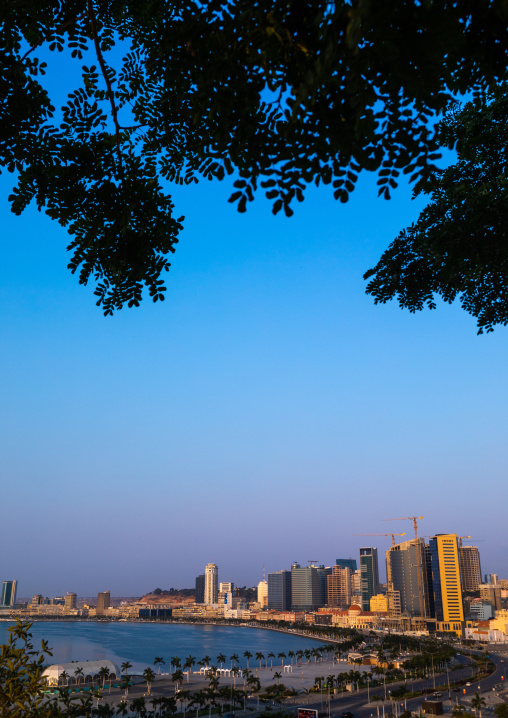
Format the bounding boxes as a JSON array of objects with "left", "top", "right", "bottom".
[
  {"left": 219, "top": 582, "right": 234, "bottom": 593},
  {"left": 327, "top": 565, "right": 352, "bottom": 608},
  {"left": 351, "top": 570, "right": 362, "bottom": 596},
  {"left": 204, "top": 563, "right": 219, "bottom": 605},
  {"left": 31, "top": 594, "right": 43, "bottom": 607},
  {"left": 97, "top": 591, "right": 111, "bottom": 614},
  {"left": 359, "top": 548, "right": 379, "bottom": 611},
  {"left": 485, "top": 573, "right": 499, "bottom": 585},
  {"left": 336, "top": 559, "right": 357, "bottom": 572},
  {"left": 64, "top": 592, "right": 77, "bottom": 611},
  {"left": 386, "top": 538, "right": 433, "bottom": 618},
  {"left": 1, "top": 581, "right": 17, "bottom": 607},
  {"left": 267, "top": 570, "right": 292, "bottom": 611},
  {"left": 479, "top": 583, "right": 502, "bottom": 611},
  {"left": 291, "top": 564, "right": 323, "bottom": 611},
  {"left": 195, "top": 574, "right": 205, "bottom": 604},
  {"left": 316, "top": 566, "right": 332, "bottom": 605},
  {"left": 429, "top": 534, "right": 464, "bottom": 623},
  {"left": 257, "top": 580, "right": 268, "bottom": 608},
  {"left": 460, "top": 546, "right": 482, "bottom": 592}
]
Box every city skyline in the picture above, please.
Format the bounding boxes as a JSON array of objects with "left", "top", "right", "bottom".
[
  {"left": 7, "top": 537, "right": 507, "bottom": 640},
  {"left": 6, "top": 533, "right": 504, "bottom": 599}
]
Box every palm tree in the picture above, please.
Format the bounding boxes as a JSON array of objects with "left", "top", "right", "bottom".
[
  {"left": 172, "top": 656, "right": 182, "bottom": 671},
  {"left": 173, "top": 668, "right": 185, "bottom": 694},
  {"left": 472, "top": 692, "right": 486, "bottom": 718},
  {"left": 296, "top": 650, "right": 304, "bottom": 664},
  {"left": 208, "top": 675, "right": 220, "bottom": 693},
  {"left": 96, "top": 703, "right": 115, "bottom": 717},
  {"left": 154, "top": 656, "right": 166, "bottom": 674},
  {"left": 288, "top": 650, "right": 295, "bottom": 666},
  {"left": 158, "top": 695, "right": 177, "bottom": 716},
  {"left": 190, "top": 689, "right": 206, "bottom": 718},
  {"left": 255, "top": 652, "right": 265, "bottom": 669},
  {"left": 231, "top": 665, "right": 240, "bottom": 689},
  {"left": 205, "top": 685, "right": 218, "bottom": 718},
  {"left": 98, "top": 666, "right": 110, "bottom": 689},
  {"left": 301, "top": 687, "right": 311, "bottom": 705},
  {"left": 143, "top": 667, "right": 156, "bottom": 695},
  {"left": 120, "top": 676, "right": 131, "bottom": 700},
  {"left": 268, "top": 651, "right": 275, "bottom": 668},
  {"left": 177, "top": 689, "right": 190, "bottom": 717},
  {"left": 74, "top": 666, "right": 84, "bottom": 685},
  {"left": 202, "top": 655, "right": 211, "bottom": 667},
  {"left": 131, "top": 696, "right": 146, "bottom": 718},
  {"left": 278, "top": 652, "right": 286, "bottom": 666},
  {"left": 116, "top": 701, "right": 129, "bottom": 716},
  {"left": 274, "top": 671, "right": 282, "bottom": 684},
  {"left": 184, "top": 655, "right": 196, "bottom": 682},
  {"left": 230, "top": 653, "right": 239, "bottom": 669},
  {"left": 121, "top": 661, "right": 132, "bottom": 678},
  {"left": 243, "top": 651, "right": 252, "bottom": 670},
  {"left": 60, "top": 670, "right": 69, "bottom": 688},
  {"left": 217, "top": 653, "right": 226, "bottom": 669}
]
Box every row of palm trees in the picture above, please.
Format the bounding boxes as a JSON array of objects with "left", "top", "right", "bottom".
[{"left": 147, "top": 643, "right": 340, "bottom": 678}]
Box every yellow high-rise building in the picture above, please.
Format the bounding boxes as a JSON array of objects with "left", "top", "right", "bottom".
[{"left": 429, "top": 534, "right": 464, "bottom": 627}]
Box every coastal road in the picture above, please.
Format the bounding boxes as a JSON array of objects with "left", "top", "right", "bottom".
[{"left": 96, "top": 651, "right": 505, "bottom": 717}]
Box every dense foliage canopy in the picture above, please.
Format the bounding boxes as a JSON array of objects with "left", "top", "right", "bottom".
[
  {"left": 365, "top": 90, "right": 508, "bottom": 333},
  {"left": 1, "top": 1, "right": 508, "bottom": 320}
]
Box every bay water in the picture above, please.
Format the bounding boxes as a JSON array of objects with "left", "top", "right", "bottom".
[{"left": 0, "top": 621, "right": 325, "bottom": 673}]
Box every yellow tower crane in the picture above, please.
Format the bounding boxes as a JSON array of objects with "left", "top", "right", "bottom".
[{"left": 353, "top": 532, "right": 407, "bottom": 547}]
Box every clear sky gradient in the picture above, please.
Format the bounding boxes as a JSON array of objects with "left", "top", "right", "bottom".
[{"left": 1, "top": 51, "right": 507, "bottom": 597}]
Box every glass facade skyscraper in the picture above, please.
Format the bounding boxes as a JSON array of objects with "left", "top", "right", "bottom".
[
  {"left": 1, "top": 580, "right": 17, "bottom": 607},
  {"left": 267, "top": 570, "right": 292, "bottom": 611},
  {"left": 291, "top": 564, "right": 323, "bottom": 611},
  {"left": 195, "top": 574, "right": 205, "bottom": 604},
  {"left": 359, "top": 547, "right": 379, "bottom": 611},
  {"left": 336, "top": 558, "right": 357, "bottom": 572}
]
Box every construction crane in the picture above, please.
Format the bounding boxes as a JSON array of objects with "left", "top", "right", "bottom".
[
  {"left": 308, "top": 560, "right": 319, "bottom": 567},
  {"left": 383, "top": 516, "right": 425, "bottom": 618},
  {"left": 382, "top": 516, "right": 424, "bottom": 540},
  {"left": 353, "top": 533, "right": 407, "bottom": 547}
]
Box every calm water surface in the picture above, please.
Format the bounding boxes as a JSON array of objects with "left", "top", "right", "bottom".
[{"left": 0, "top": 622, "right": 325, "bottom": 672}]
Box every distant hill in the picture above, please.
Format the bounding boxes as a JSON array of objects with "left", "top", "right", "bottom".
[{"left": 147, "top": 588, "right": 195, "bottom": 597}]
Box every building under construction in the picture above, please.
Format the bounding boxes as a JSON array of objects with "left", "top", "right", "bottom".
[
  {"left": 386, "top": 537, "right": 434, "bottom": 618},
  {"left": 460, "top": 545, "right": 482, "bottom": 592}
]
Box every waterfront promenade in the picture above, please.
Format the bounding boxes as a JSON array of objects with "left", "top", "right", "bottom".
[{"left": 77, "top": 647, "right": 508, "bottom": 717}]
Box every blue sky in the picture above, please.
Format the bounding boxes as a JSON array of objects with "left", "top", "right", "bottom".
[{"left": 1, "top": 53, "right": 507, "bottom": 597}]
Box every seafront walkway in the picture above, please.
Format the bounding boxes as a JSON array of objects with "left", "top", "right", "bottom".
[{"left": 85, "top": 648, "right": 507, "bottom": 718}]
